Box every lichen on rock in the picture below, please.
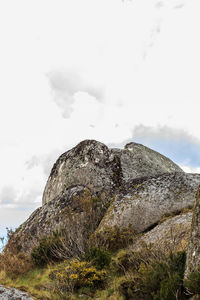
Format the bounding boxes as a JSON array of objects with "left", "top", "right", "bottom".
[
  {"left": 10, "top": 186, "right": 110, "bottom": 253},
  {"left": 98, "top": 173, "right": 200, "bottom": 233},
  {"left": 42, "top": 139, "right": 183, "bottom": 205},
  {"left": 42, "top": 140, "right": 123, "bottom": 205},
  {"left": 8, "top": 139, "right": 198, "bottom": 257},
  {"left": 131, "top": 212, "right": 192, "bottom": 253}
]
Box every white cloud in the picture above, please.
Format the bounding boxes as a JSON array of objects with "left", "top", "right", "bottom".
[
  {"left": 47, "top": 70, "right": 104, "bottom": 118},
  {"left": 0, "top": 186, "right": 17, "bottom": 205},
  {"left": 181, "top": 166, "right": 200, "bottom": 174}
]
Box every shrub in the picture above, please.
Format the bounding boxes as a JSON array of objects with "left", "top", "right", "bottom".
[
  {"left": 0, "top": 252, "right": 32, "bottom": 279},
  {"left": 90, "top": 225, "right": 135, "bottom": 252},
  {"left": 118, "top": 278, "right": 137, "bottom": 300},
  {"left": 137, "top": 251, "right": 186, "bottom": 299},
  {"left": 111, "top": 249, "right": 144, "bottom": 275},
  {"left": 84, "top": 246, "right": 111, "bottom": 270},
  {"left": 49, "top": 259, "right": 107, "bottom": 294},
  {"left": 3, "top": 228, "right": 22, "bottom": 255},
  {"left": 31, "top": 234, "right": 65, "bottom": 267},
  {"left": 47, "top": 191, "right": 111, "bottom": 261},
  {"left": 184, "top": 267, "right": 200, "bottom": 295},
  {"left": 118, "top": 251, "right": 187, "bottom": 300}
]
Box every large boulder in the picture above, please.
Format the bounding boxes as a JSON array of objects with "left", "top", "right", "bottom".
[
  {"left": 43, "top": 140, "right": 183, "bottom": 204},
  {"left": 42, "top": 140, "right": 122, "bottom": 205},
  {"left": 98, "top": 173, "right": 200, "bottom": 233},
  {"left": 131, "top": 212, "right": 192, "bottom": 253},
  {"left": 185, "top": 187, "right": 200, "bottom": 278},
  {"left": 112, "top": 142, "right": 183, "bottom": 182},
  {"left": 0, "top": 286, "right": 33, "bottom": 300}
]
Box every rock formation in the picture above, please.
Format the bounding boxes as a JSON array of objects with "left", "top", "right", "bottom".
[
  {"left": 8, "top": 140, "right": 200, "bottom": 256},
  {"left": 42, "top": 140, "right": 183, "bottom": 205},
  {"left": 98, "top": 173, "right": 200, "bottom": 233},
  {"left": 13, "top": 186, "right": 109, "bottom": 253},
  {"left": 0, "top": 285, "right": 33, "bottom": 300},
  {"left": 42, "top": 140, "right": 122, "bottom": 205},
  {"left": 131, "top": 212, "right": 192, "bottom": 253},
  {"left": 185, "top": 187, "right": 200, "bottom": 278}
]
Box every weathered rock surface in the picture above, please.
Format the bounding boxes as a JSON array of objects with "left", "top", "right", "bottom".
[
  {"left": 131, "top": 212, "right": 192, "bottom": 253},
  {"left": 10, "top": 140, "right": 198, "bottom": 255},
  {"left": 42, "top": 140, "right": 122, "bottom": 205},
  {"left": 112, "top": 142, "right": 183, "bottom": 182},
  {"left": 0, "top": 285, "right": 33, "bottom": 300},
  {"left": 42, "top": 140, "right": 183, "bottom": 205},
  {"left": 15, "top": 173, "right": 200, "bottom": 254},
  {"left": 185, "top": 187, "right": 200, "bottom": 278},
  {"left": 11, "top": 186, "right": 108, "bottom": 253},
  {"left": 98, "top": 173, "right": 200, "bottom": 233}
]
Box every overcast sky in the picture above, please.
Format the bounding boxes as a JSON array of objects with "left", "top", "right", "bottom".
[{"left": 0, "top": 0, "right": 200, "bottom": 238}]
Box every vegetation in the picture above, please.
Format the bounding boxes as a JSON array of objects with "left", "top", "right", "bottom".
[
  {"left": 84, "top": 246, "right": 111, "bottom": 270},
  {"left": 130, "top": 251, "right": 187, "bottom": 300},
  {"left": 90, "top": 224, "right": 136, "bottom": 252},
  {"left": 0, "top": 223, "right": 196, "bottom": 299},
  {"left": 184, "top": 267, "right": 200, "bottom": 295},
  {"left": 49, "top": 259, "right": 107, "bottom": 296},
  {"left": 31, "top": 233, "right": 65, "bottom": 267}
]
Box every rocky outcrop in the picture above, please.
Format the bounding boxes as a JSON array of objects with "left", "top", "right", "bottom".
[
  {"left": 42, "top": 140, "right": 183, "bottom": 204},
  {"left": 98, "top": 173, "right": 200, "bottom": 233},
  {"left": 9, "top": 140, "right": 199, "bottom": 256},
  {"left": 131, "top": 212, "right": 192, "bottom": 253},
  {"left": 112, "top": 142, "right": 183, "bottom": 182},
  {"left": 185, "top": 187, "right": 200, "bottom": 278},
  {"left": 42, "top": 140, "right": 122, "bottom": 205},
  {"left": 0, "top": 286, "right": 33, "bottom": 300}
]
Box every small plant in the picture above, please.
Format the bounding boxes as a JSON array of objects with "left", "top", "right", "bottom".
[
  {"left": 136, "top": 251, "right": 186, "bottom": 299},
  {"left": 118, "top": 251, "right": 187, "bottom": 300},
  {"left": 49, "top": 259, "right": 107, "bottom": 295},
  {"left": 184, "top": 267, "right": 200, "bottom": 295},
  {"left": 3, "top": 227, "right": 22, "bottom": 255},
  {"left": 91, "top": 225, "right": 135, "bottom": 252},
  {"left": 0, "top": 252, "right": 32, "bottom": 279},
  {"left": 31, "top": 233, "right": 65, "bottom": 267},
  {"left": 84, "top": 246, "right": 111, "bottom": 270},
  {"left": 111, "top": 249, "right": 139, "bottom": 274}
]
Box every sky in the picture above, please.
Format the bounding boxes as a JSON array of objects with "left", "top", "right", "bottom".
[{"left": 0, "top": 0, "right": 200, "bottom": 239}]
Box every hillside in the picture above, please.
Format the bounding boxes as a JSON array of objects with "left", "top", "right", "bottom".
[{"left": 0, "top": 140, "right": 200, "bottom": 299}]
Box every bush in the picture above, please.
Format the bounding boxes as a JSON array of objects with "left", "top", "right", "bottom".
[
  {"left": 0, "top": 252, "right": 32, "bottom": 279},
  {"left": 137, "top": 251, "right": 186, "bottom": 300},
  {"left": 118, "top": 251, "right": 187, "bottom": 300},
  {"left": 90, "top": 225, "right": 135, "bottom": 252},
  {"left": 184, "top": 267, "right": 200, "bottom": 295},
  {"left": 49, "top": 259, "right": 107, "bottom": 294},
  {"left": 45, "top": 191, "right": 111, "bottom": 261},
  {"left": 3, "top": 228, "right": 22, "bottom": 255},
  {"left": 31, "top": 234, "right": 65, "bottom": 267},
  {"left": 84, "top": 246, "right": 111, "bottom": 270},
  {"left": 111, "top": 249, "right": 143, "bottom": 275},
  {"left": 118, "top": 278, "right": 137, "bottom": 300}
]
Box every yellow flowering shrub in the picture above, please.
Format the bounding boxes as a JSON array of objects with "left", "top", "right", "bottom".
[{"left": 50, "top": 259, "right": 107, "bottom": 293}]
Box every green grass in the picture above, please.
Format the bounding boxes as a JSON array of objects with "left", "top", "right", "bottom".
[
  {"left": 0, "top": 266, "right": 53, "bottom": 299},
  {"left": 0, "top": 261, "right": 126, "bottom": 299}
]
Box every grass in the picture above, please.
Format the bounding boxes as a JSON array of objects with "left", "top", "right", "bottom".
[
  {"left": 0, "top": 249, "right": 192, "bottom": 300},
  {"left": 0, "top": 258, "right": 127, "bottom": 299},
  {"left": 0, "top": 266, "right": 54, "bottom": 299},
  {"left": 0, "top": 223, "right": 195, "bottom": 300}
]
